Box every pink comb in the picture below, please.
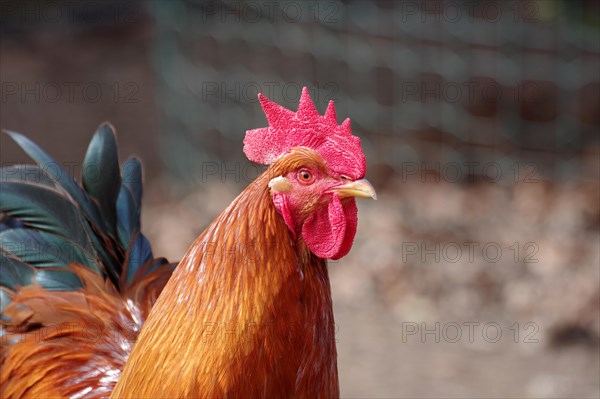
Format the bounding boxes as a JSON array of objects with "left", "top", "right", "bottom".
[{"left": 244, "top": 87, "right": 366, "bottom": 180}]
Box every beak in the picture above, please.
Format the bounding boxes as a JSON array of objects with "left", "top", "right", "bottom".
[{"left": 331, "top": 179, "right": 377, "bottom": 200}]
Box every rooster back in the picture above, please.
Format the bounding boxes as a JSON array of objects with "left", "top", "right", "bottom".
[{"left": 0, "top": 124, "right": 175, "bottom": 398}]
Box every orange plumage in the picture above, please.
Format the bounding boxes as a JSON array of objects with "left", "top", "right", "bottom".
[
  {"left": 2, "top": 265, "right": 171, "bottom": 398},
  {"left": 113, "top": 148, "right": 340, "bottom": 398}
]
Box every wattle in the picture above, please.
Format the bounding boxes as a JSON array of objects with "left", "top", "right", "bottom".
[{"left": 302, "top": 196, "right": 358, "bottom": 260}]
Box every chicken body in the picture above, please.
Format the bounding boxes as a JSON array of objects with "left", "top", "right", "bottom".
[{"left": 1, "top": 88, "right": 374, "bottom": 398}]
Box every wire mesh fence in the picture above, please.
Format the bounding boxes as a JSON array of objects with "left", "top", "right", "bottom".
[{"left": 150, "top": 0, "right": 599, "bottom": 186}]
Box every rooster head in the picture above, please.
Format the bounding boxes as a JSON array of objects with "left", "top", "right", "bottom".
[{"left": 244, "top": 87, "right": 376, "bottom": 260}]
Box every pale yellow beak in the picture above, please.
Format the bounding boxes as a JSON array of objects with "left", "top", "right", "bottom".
[{"left": 331, "top": 179, "right": 377, "bottom": 200}]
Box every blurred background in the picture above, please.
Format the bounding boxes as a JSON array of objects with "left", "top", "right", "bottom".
[{"left": 1, "top": 0, "right": 599, "bottom": 397}]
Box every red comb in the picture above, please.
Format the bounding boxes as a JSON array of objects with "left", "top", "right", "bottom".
[{"left": 244, "top": 87, "right": 366, "bottom": 180}]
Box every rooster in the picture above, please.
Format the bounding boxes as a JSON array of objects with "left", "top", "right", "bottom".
[{"left": 1, "top": 87, "right": 376, "bottom": 398}]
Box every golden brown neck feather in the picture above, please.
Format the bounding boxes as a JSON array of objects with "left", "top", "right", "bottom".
[{"left": 112, "top": 151, "right": 339, "bottom": 399}]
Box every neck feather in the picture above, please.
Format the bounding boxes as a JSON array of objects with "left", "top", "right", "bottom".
[{"left": 112, "top": 169, "right": 339, "bottom": 399}]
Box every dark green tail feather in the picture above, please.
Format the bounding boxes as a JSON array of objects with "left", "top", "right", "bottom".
[
  {"left": 0, "top": 123, "right": 172, "bottom": 315},
  {"left": 82, "top": 123, "right": 121, "bottom": 236},
  {"left": 0, "top": 228, "right": 101, "bottom": 273}
]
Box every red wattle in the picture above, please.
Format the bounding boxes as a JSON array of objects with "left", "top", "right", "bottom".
[{"left": 302, "top": 196, "right": 358, "bottom": 260}]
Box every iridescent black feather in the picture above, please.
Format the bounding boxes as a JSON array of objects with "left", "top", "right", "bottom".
[{"left": 0, "top": 123, "right": 173, "bottom": 317}]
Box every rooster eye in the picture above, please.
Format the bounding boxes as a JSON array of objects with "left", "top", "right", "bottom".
[{"left": 297, "top": 169, "right": 314, "bottom": 184}]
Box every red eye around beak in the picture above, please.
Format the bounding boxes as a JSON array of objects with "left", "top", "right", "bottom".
[{"left": 298, "top": 169, "right": 314, "bottom": 184}]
